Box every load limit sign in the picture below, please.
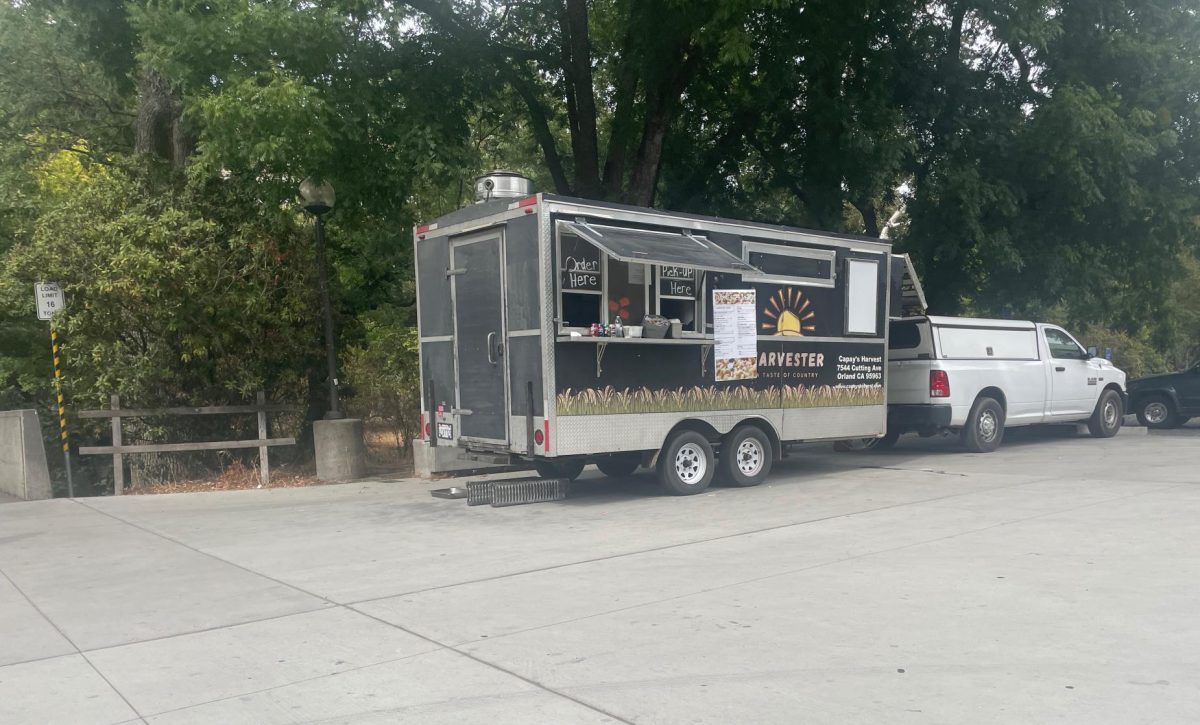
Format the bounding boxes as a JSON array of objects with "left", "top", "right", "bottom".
[{"left": 36, "top": 282, "right": 64, "bottom": 320}]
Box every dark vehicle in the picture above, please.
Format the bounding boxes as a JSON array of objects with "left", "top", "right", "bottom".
[{"left": 1128, "top": 364, "right": 1200, "bottom": 429}]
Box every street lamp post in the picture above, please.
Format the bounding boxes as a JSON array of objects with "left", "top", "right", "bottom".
[{"left": 299, "top": 177, "right": 344, "bottom": 420}]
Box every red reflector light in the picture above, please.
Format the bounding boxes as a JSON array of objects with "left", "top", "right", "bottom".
[
  {"left": 517, "top": 196, "right": 538, "bottom": 207},
  {"left": 930, "top": 370, "right": 951, "bottom": 398},
  {"left": 534, "top": 429, "right": 544, "bottom": 445},
  {"left": 415, "top": 224, "right": 431, "bottom": 234}
]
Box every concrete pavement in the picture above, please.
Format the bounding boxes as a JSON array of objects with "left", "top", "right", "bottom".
[{"left": 1, "top": 424, "right": 1197, "bottom": 724}]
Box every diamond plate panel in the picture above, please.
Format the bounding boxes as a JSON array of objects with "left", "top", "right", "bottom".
[{"left": 552, "top": 410, "right": 784, "bottom": 456}]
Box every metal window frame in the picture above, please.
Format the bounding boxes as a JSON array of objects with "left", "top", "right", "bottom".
[
  {"left": 844, "top": 256, "right": 882, "bottom": 337},
  {"left": 557, "top": 225, "right": 658, "bottom": 333},
  {"left": 741, "top": 241, "right": 837, "bottom": 288}
]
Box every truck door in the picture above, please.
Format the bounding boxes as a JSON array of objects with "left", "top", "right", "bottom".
[
  {"left": 1180, "top": 365, "right": 1200, "bottom": 411},
  {"left": 450, "top": 232, "right": 509, "bottom": 445},
  {"left": 1042, "top": 326, "right": 1093, "bottom": 418}
]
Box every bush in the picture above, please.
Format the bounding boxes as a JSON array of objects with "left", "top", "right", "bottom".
[{"left": 342, "top": 306, "right": 421, "bottom": 458}]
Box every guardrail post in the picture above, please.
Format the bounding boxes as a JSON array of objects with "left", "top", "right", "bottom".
[
  {"left": 257, "top": 390, "right": 269, "bottom": 487},
  {"left": 110, "top": 394, "right": 124, "bottom": 495}
]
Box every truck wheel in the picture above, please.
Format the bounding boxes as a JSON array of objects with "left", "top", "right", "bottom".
[
  {"left": 534, "top": 459, "right": 585, "bottom": 480},
  {"left": 1087, "top": 389, "right": 1123, "bottom": 438},
  {"left": 656, "top": 430, "right": 715, "bottom": 495},
  {"left": 718, "top": 426, "right": 774, "bottom": 487},
  {"left": 596, "top": 454, "right": 641, "bottom": 478},
  {"left": 1136, "top": 394, "right": 1179, "bottom": 429},
  {"left": 961, "top": 397, "right": 1004, "bottom": 453},
  {"left": 833, "top": 429, "right": 900, "bottom": 452}
]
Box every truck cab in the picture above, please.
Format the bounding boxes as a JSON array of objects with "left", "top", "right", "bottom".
[{"left": 880, "top": 316, "right": 1127, "bottom": 452}]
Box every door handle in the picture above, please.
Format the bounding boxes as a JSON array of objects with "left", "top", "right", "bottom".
[
  {"left": 1055, "top": 366, "right": 1066, "bottom": 372},
  {"left": 486, "top": 332, "right": 498, "bottom": 364}
]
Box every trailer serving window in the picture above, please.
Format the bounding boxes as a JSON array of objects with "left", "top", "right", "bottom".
[
  {"left": 556, "top": 221, "right": 756, "bottom": 334},
  {"left": 741, "top": 241, "right": 836, "bottom": 287},
  {"left": 558, "top": 230, "right": 604, "bottom": 329},
  {"left": 657, "top": 266, "right": 704, "bottom": 333}
]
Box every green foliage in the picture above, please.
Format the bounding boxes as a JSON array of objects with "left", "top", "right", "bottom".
[
  {"left": 342, "top": 307, "right": 422, "bottom": 454},
  {"left": 1, "top": 164, "right": 319, "bottom": 407}
]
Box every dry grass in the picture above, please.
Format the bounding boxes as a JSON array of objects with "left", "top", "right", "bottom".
[
  {"left": 557, "top": 383, "right": 883, "bottom": 415},
  {"left": 128, "top": 460, "right": 321, "bottom": 495}
]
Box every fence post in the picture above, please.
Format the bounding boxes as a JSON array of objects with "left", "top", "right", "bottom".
[
  {"left": 110, "top": 394, "right": 124, "bottom": 495},
  {"left": 257, "top": 391, "right": 269, "bottom": 487}
]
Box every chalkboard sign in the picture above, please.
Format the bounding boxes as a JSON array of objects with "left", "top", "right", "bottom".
[
  {"left": 560, "top": 234, "right": 602, "bottom": 291},
  {"left": 659, "top": 266, "right": 697, "bottom": 298}
]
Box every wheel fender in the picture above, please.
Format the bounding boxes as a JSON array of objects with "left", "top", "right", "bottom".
[
  {"left": 1131, "top": 386, "right": 1181, "bottom": 412},
  {"left": 723, "top": 418, "right": 783, "bottom": 461}
]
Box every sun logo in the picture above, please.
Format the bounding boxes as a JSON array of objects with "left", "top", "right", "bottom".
[{"left": 762, "top": 288, "right": 816, "bottom": 336}]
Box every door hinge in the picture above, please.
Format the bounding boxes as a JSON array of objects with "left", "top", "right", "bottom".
[
  {"left": 452, "top": 408, "right": 473, "bottom": 416},
  {"left": 446, "top": 267, "right": 466, "bottom": 277}
]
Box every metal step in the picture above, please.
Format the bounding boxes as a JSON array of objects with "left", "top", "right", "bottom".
[{"left": 465, "top": 477, "right": 570, "bottom": 507}]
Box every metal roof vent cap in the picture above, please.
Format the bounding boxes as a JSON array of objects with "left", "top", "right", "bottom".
[{"left": 474, "top": 170, "right": 532, "bottom": 203}]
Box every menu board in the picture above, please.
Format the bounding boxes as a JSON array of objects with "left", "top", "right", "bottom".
[
  {"left": 659, "top": 266, "right": 697, "bottom": 297},
  {"left": 712, "top": 289, "right": 758, "bottom": 381},
  {"left": 560, "top": 235, "right": 602, "bottom": 291}
]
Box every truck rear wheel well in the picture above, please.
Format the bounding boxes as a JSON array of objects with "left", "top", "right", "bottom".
[{"left": 976, "top": 387, "right": 1007, "bottom": 413}]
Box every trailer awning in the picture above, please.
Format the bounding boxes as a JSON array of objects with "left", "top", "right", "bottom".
[{"left": 562, "top": 221, "right": 761, "bottom": 275}]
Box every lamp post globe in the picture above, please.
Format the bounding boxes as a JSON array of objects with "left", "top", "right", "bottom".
[
  {"left": 299, "top": 177, "right": 336, "bottom": 216},
  {"left": 300, "top": 177, "right": 344, "bottom": 420}
]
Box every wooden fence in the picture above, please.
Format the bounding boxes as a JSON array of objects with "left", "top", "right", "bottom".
[{"left": 78, "top": 392, "right": 299, "bottom": 494}]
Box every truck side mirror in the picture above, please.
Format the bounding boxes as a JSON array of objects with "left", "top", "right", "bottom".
[{"left": 1087, "top": 346, "right": 1098, "bottom": 357}]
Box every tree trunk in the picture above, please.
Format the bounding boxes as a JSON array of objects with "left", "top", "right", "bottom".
[
  {"left": 135, "top": 68, "right": 189, "bottom": 166},
  {"left": 561, "top": 0, "right": 601, "bottom": 197}
]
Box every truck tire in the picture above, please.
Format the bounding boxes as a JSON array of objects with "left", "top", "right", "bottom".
[
  {"left": 1087, "top": 389, "right": 1123, "bottom": 438},
  {"left": 961, "top": 397, "right": 1004, "bottom": 453},
  {"left": 596, "top": 454, "right": 641, "bottom": 478},
  {"left": 1135, "top": 394, "right": 1180, "bottom": 429},
  {"left": 833, "top": 429, "right": 900, "bottom": 452},
  {"left": 656, "top": 430, "right": 715, "bottom": 495},
  {"left": 534, "top": 459, "right": 585, "bottom": 480},
  {"left": 718, "top": 426, "right": 774, "bottom": 487}
]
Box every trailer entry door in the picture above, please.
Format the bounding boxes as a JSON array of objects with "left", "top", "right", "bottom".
[{"left": 450, "top": 233, "right": 509, "bottom": 445}]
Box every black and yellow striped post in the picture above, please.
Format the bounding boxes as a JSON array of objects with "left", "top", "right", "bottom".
[{"left": 50, "top": 324, "right": 75, "bottom": 497}]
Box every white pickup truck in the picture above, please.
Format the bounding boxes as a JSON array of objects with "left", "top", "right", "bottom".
[{"left": 865, "top": 316, "right": 1127, "bottom": 452}]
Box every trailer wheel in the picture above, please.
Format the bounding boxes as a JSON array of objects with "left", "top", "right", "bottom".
[
  {"left": 718, "top": 426, "right": 774, "bottom": 487},
  {"left": 656, "top": 430, "right": 715, "bottom": 495},
  {"left": 961, "top": 397, "right": 1004, "bottom": 453},
  {"left": 1087, "top": 389, "right": 1123, "bottom": 438},
  {"left": 596, "top": 453, "right": 641, "bottom": 478},
  {"left": 534, "top": 459, "right": 585, "bottom": 481}
]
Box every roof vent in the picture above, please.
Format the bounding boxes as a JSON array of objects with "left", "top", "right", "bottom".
[{"left": 474, "top": 171, "right": 532, "bottom": 203}]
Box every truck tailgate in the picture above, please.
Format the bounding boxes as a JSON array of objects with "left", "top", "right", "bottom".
[{"left": 888, "top": 359, "right": 932, "bottom": 404}]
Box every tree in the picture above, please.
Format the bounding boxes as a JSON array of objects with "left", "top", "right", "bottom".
[{"left": 405, "top": 0, "right": 780, "bottom": 206}]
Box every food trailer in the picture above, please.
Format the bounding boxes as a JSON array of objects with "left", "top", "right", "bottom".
[{"left": 415, "top": 172, "right": 916, "bottom": 494}]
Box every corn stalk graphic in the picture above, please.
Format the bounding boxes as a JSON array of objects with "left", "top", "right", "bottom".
[{"left": 557, "top": 384, "right": 882, "bottom": 416}]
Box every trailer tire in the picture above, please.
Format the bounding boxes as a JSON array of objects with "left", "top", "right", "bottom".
[
  {"left": 656, "top": 430, "right": 715, "bottom": 496},
  {"left": 718, "top": 426, "right": 773, "bottom": 487},
  {"left": 596, "top": 454, "right": 641, "bottom": 478},
  {"left": 961, "top": 397, "right": 1005, "bottom": 453},
  {"left": 534, "top": 459, "right": 585, "bottom": 481},
  {"left": 1087, "top": 389, "right": 1123, "bottom": 438}
]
